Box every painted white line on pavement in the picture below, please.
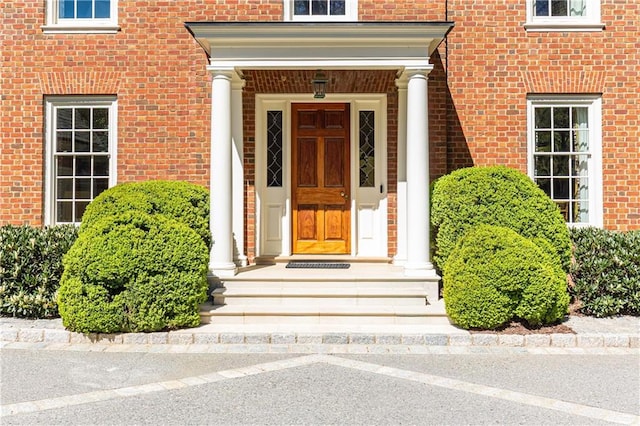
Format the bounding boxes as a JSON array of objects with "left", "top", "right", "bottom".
[
  {"left": 322, "top": 355, "right": 640, "bottom": 425},
  {"left": 0, "top": 354, "right": 323, "bottom": 417},
  {"left": 1, "top": 353, "right": 638, "bottom": 425}
]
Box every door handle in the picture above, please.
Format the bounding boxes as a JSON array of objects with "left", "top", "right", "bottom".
[{"left": 340, "top": 191, "right": 349, "bottom": 199}]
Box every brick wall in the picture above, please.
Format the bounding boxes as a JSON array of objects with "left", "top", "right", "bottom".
[
  {"left": 446, "top": 0, "right": 640, "bottom": 230},
  {"left": 0, "top": 0, "right": 283, "bottom": 226},
  {"left": 2, "top": 0, "right": 636, "bottom": 261}
]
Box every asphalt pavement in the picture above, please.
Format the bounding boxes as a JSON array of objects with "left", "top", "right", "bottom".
[{"left": 1, "top": 349, "right": 638, "bottom": 425}]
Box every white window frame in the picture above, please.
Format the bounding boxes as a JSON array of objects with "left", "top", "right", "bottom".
[
  {"left": 527, "top": 95, "right": 603, "bottom": 228},
  {"left": 45, "top": 96, "right": 118, "bottom": 226},
  {"left": 525, "top": 0, "right": 603, "bottom": 32},
  {"left": 283, "top": 0, "right": 358, "bottom": 22},
  {"left": 43, "top": 0, "right": 119, "bottom": 34}
]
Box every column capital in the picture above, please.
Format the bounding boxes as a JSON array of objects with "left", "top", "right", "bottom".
[
  {"left": 206, "top": 65, "right": 236, "bottom": 79},
  {"left": 395, "top": 72, "right": 409, "bottom": 90},
  {"left": 231, "top": 73, "right": 246, "bottom": 90},
  {"left": 400, "top": 65, "right": 434, "bottom": 80}
]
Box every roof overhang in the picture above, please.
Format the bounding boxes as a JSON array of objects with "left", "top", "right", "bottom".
[{"left": 185, "top": 22, "right": 454, "bottom": 71}]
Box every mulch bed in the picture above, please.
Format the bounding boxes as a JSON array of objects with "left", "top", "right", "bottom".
[
  {"left": 469, "top": 320, "right": 575, "bottom": 335},
  {"left": 468, "top": 300, "right": 581, "bottom": 335}
]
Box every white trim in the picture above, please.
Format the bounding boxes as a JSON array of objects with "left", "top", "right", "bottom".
[
  {"left": 256, "top": 94, "right": 387, "bottom": 258},
  {"left": 526, "top": 95, "right": 603, "bottom": 228},
  {"left": 43, "top": 0, "right": 119, "bottom": 34},
  {"left": 44, "top": 96, "right": 118, "bottom": 226},
  {"left": 525, "top": 0, "right": 603, "bottom": 32},
  {"left": 283, "top": 0, "right": 358, "bottom": 21}
]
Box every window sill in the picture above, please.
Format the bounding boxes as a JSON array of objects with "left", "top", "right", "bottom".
[
  {"left": 524, "top": 22, "right": 605, "bottom": 32},
  {"left": 41, "top": 25, "right": 120, "bottom": 34}
]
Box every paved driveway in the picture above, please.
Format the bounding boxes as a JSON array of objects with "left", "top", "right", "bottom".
[{"left": 1, "top": 347, "right": 638, "bottom": 425}]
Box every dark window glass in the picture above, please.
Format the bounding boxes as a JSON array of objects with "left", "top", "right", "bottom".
[
  {"left": 359, "top": 111, "right": 375, "bottom": 187},
  {"left": 312, "top": 0, "right": 328, "bottom": 15},
  {"left": 266, "top": 111, "right": 283, "bottom": 187},
  {"left": 294, "top": 0, "right": 310, "bottom": 15}
]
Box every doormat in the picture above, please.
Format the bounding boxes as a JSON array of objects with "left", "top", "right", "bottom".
[{"left": 285, "top": 262, "right": 351, "bottom": 269}]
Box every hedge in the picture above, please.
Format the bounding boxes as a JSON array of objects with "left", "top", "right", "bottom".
[
  {"left": 58, "top": 211, "right": 209, "bottom": 333},
  {"left": 431, "top": 166, "right": 571, "bottom": 272},
  {"left": 80, "top": 180, "right": 210, "bottom": 247},
  {"left": 570, "top": 227, "right": 640, "bottom": 317},
  {"left": 443, "top": 225, "right": 569, "bottom": 329},
  {"left": 0, "top": 225, "right": 78, "bottom": 318}
]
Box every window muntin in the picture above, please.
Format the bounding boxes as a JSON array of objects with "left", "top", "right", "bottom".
[
  {"left": 44, "top": 0, "right": 118, "bottom": 33},
  {"left": 528, "top": 97, "right": 602, "bottom": 227},
  {"left": 525, "top": 0, "right": 602, "bottom": 31},
  {"left": 46, "top": 98, "right": 117, "bottom": 225},
  {"left": 285, "top": 0, "right": 357, "bottom": 21}
]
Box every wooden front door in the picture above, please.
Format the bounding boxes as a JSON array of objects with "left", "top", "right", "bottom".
[{"left": 292, "top": 103, "right": 351, "bottom": 254}]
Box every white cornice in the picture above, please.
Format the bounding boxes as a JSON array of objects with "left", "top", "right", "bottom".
[{"left": 187, "top": 22, "right": 453, "bottom": 71}]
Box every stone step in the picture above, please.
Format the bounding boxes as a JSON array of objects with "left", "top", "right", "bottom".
[
  {"left": 212, "top": 286, "right": 429, "bottom": 306},
  {"left": 200, "top": 302, "right": 449, "bottom": 326}
]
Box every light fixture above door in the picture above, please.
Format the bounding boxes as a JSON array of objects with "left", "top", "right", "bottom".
[{"left": 312, "top": 70, "right": 328, "bottom": 99}]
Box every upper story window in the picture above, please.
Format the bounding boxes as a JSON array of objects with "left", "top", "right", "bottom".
[
  {"left": 43, "top": 0, "right": 119, "bottom": 34},
  {"left": 284, "top": 0, "right": 357, "bottom": 21},
  {"left": 527, "top": 96, "right": 602, "bottom": 227},
  {"left": 525, "top": 0, "right": 603, "bottom": 32},
  {"left": 45, "top": 97, "right": 118, "bottom": 225}
]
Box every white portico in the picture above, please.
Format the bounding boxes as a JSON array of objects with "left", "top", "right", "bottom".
[{"left": 185, "top": 22, "right": 454, "bottom": 283}]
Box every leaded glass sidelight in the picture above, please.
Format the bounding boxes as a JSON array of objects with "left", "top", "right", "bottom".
[
  {"left": 266, "top": 111, "right": 283, "bottom": 187},
  {"left": 359, "top": 111, "right": 375, "bottom": 187}
]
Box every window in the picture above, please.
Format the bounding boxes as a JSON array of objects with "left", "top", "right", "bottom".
[
  {"left": 43, "top": 0, "right": 119, "bottom": 33},
  {"left": 359, "top": 111, "right": 375, "bottom": 187},
  {"left": 525, "top": 0, "right": 603, "bottom": 31},
  {"left": 266, "top": 111, "right": 283, "bottom": 187},
  {"left": 45, "top": 97, "right": 117, "bottom": 225},
  {"left": 527, "top": 96, "right": 602, "bottom": 227},
  {"left": 284, "top": 0, "right": 357, "bottom": 21}
]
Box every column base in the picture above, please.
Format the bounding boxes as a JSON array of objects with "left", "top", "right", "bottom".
[
  {"left": 234, "top": 255, "right": 248, "bottom": 268},
  {"left": 403, "top": 261, "right": 438, "bottom": 278},
  {"left": 209, "top": 262, "right": 238, "bottom": 278}
]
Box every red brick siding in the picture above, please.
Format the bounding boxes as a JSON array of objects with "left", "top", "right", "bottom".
[{"left": 446, "top": 0, "right": 640, "bottom": 230}]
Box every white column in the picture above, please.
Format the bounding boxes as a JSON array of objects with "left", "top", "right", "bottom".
[
  {"left": 209, "top": 67, "right": 237, "bottom": 277},
  {"left": 404, "top": 67, "right": 437, "bottom": 277},
  {"left": 394, "top": 74, "right": 408, "bottom": 265},
  {"left": 231, "top": 74, "right": 247, "bottom": 267}
]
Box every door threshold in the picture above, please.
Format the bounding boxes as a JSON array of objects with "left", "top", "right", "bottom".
[{"left": 256, "top": 255, "right": 392, "bottom": 265}]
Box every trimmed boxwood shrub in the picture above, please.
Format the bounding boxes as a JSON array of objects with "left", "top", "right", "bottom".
[
  {"left": 80, "top": 180, "right": 210, "bottom": 247},
  {"left": 443, "top": 225, "right": 569, "bottom": 329},
  {"left": 431, "top": 166, "right": 571, "bottom": 272},
  {"left": 570, "top": 227, "right": 640, "bottom": 317},
  {"left": 58, "top": 211, "right": 209, "bottom": 333},
  {"left": 0, "top": 225, "right": 77, "bottom": 318}
]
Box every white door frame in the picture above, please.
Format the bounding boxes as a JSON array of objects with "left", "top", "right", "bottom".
[{"left": 255, "top": 93, "right": 388, "bottom": 258}]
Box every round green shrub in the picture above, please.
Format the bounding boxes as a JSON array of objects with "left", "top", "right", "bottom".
[
  {"left": 443, "top": 225, "right": 569, "bottom": 329},
  {"left": 431, "top": 166, "right": 571, "bottom": 272},
  {"left": 58, "top": 211, "right": 209, "bottom": 333},
  {"left": 80, "top": 180, "right": 210, "bottom": 247},
  {"left": 0, "top": 225, "right": 77, "bottom": 318}
]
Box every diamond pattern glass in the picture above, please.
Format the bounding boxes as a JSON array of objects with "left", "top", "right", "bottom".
[
  {"left": 359, "top": 111, "right": 375, "bottom": 187},
  {"left": 266, "top": 111, "right": 283, "bottom": 187}
]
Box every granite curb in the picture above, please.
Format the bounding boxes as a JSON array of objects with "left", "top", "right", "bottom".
[{"left": 1, "top": 324, "right": 638, "bottom": 349}]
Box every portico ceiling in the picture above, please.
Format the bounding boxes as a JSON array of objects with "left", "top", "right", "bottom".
[{"left": 185, "top": 22, "right": 454, "bottom": 71}]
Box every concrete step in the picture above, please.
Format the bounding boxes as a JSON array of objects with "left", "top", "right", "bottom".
[
  {"left": 212, "top": 286, "right": 429, "bottom": 307},
  {"left": 200, "top": 302, "right": 449, "bottom": 326}
]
